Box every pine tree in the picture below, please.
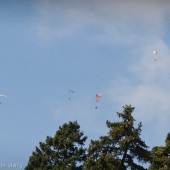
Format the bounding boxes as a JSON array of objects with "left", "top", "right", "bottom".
[
  {"left": 85, "top": 105, "right": 150, "bottom": 170},
  {"left": 25, "top": 121, "right": 87, "bottom": 170},
  {"left": 149, "top": 132, "right": 170, "bottom": 170}
]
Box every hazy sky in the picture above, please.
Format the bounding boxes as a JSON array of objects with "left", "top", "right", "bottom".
[{"left": 0, "top": 0, "right": 170, "bottom": 168}]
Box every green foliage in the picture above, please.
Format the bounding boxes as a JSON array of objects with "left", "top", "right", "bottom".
[
  {"left": 85, "top": 105, "right": 150, "bottom": 170},
  {"left": 149, "top": 132, "right": 170, "bottom": 170},
  {"left": 26, "top": 105, "right": 170, "bottom": 169},
  {"left": 25, "top": 121, "right": 87, "bottom": 170}
]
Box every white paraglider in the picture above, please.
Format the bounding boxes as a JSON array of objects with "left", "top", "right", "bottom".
[
  {"left": 0, "top": 94, "right": 6, "bottom": 98},
  {"left": 153, "top": 50, "right": 158, "bottom": 55},
  {"left": 0, "top": 94, "right": 6, "bottom": 104},
  {"left": 153, "top": 50, "right": 158, "bottom": 61}
]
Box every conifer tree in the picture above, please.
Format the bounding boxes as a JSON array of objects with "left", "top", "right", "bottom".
[
  {"left": 25, "top": 121, "right": 87, "bottom": 170},
  {"left": 149, "top": 132, "right": 170, "bottom": 170},
  {"left": 85, "top": 105, "right": 150, "bottom": 170}
]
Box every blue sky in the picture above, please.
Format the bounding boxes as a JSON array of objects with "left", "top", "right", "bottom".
[{"left": 0, "top": 0, "right": 170, "bottom": 168}]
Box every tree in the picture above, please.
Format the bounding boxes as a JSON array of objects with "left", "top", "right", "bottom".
[
  {"left": 149, "top": 132, "right": 170, "bottom": 170},
  {"left": 25, "top": 121, "right": 87, "bottom": 170},
  {"left": 85, "top": 105, "right": 150, "bottom": 170}
]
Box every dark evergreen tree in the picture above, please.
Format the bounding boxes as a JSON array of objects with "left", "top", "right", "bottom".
[
  {"left": 85, "top": 105, "right": 150, "bottom": 170},
  {"left": 149, "top": 132, "right": 170, "bottom": 170},
  {"left": 25, "top": 121, "right": 87, "bottom": 170}
]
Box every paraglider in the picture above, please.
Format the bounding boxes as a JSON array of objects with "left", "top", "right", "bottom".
[
  {"left": 153, "top": 50, "right": 158, "bottom": 55},
  {"left": 69, "top": 90, "right": 74, "bottom": 94},
  {"left": 153, "top": 50, "right": 158, "bottom": 61},
  {"left": 95, "top": 93, "right": 102, "bottom": 109},
  {"left": 0, "top": 94, "right": 6, "bottom": 98},
  {"left": 96, "top": 93, "right": 102, "bottom": 102},
  {"left": 68, "top": 90, "right": 74, "bottom": 100},
  {"left": 0, "top": 94, "right": 6, "bottom": 104}
]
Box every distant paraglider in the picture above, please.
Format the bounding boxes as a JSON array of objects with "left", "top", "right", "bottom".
[
  {"left": 68, "top": 90, "right": 74, "bottom": 100},
  {"left": 0, "top": 94, "right": 6, "bottom": 104},
  {"left": 153, "top": 50, "right": 158, "bottom": 61},
  {"left": 153, "top": 50, "right": 158, "bottom": 55},
  {"left": 69, "top": 90, "right": 74, "bottom": 94},
  {"left": 96, "top": 93, "right": 102, "bottom": 102},
  {"left": 95, "top": 93, "right": 102, "bottom": 109},
  {"left": 0, "top": 94, "right": 6, "bottom": 98}
]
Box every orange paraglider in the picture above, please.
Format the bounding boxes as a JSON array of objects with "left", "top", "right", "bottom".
[
  {"left": 95, "top": 93, "right": 102, "bottom": 109},
  {"left": 96, "top": 93, "right": 102, "bottom": 102}
]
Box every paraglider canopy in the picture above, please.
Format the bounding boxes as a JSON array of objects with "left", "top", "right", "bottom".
[
  {"left": 0, "top": 94, "right": 6, "bottom": 104},
  {"left": 153, "top": 50, "right": 158, "bottom": 61},
  {"left": 96, "top": 93, "right": 102, "bottom": 102},
  {"left": 69, "top": 90, "right": 74, "bottom": 94},
  {"left": 68, "top": 90, "right": 74, "bottom": 100},
  {"left": 0, "top": 94, "right": 6, "bottom": 98},
  {"left": 153, "top": 50, "right": 158, "bottom": 55}
]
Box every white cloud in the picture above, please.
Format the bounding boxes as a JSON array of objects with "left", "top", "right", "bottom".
[{"left": 32, "top": 0, "right": 170, "bottom": 45}]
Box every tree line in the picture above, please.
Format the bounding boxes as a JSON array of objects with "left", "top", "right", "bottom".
[{"left": 25, "top": 105, "right": 170, "bottom": 170}]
